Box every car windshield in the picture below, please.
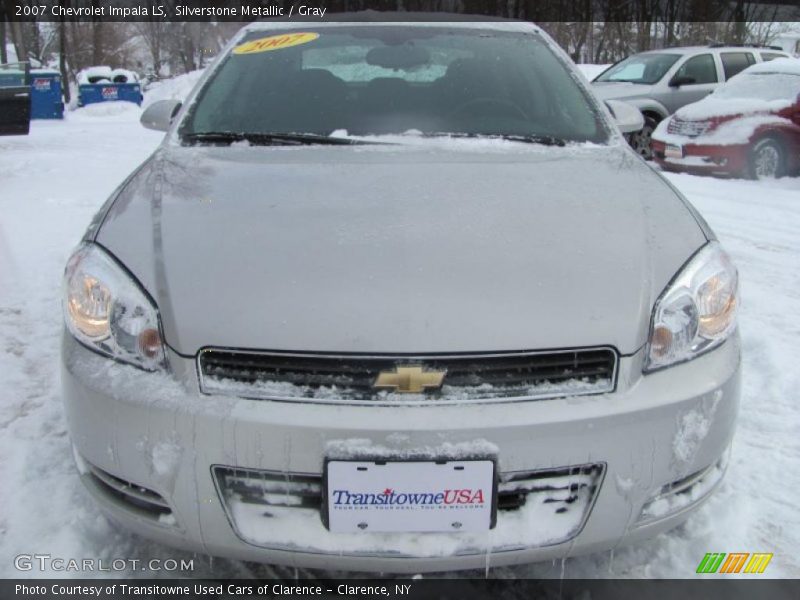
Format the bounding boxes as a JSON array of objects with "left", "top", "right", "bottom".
[
  {"left": 180, "top": 26, "right": 609, "bottom": 144},
  {"left": 713, "top": 72, "right": 800, "bottom": 102},
  {"left": 595, "top": 53, "right": 680, "bottom": 84}
]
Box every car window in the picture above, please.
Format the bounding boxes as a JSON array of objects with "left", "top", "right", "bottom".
[
  {"left": 721, "top": 52, "right": 756, "bottom": 80},
  {"left": 183, "top": 27, "right": 609, "bottom": 143},
  {"left": 674, "top": 54, "right": 718, "bottom": 85},
  {"left": 759, "top": 52, "right": 785, "bottom": 62},
  {"left": 594, "top": 53, "right": 680, "bottom": 84}
]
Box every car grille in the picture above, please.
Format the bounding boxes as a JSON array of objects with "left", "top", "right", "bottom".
[
  {"left": 667, "top": 118, "right": 711, "bottom": 138},
  {"left": 213, "top": 463, "right": 605, "bottom": 555},
  {"left": 198, "top": 347, "right": 617, "bottom": 404}
]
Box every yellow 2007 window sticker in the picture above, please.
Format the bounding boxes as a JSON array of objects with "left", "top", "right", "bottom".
[{"left": 233, "top": 32, "right": 319, "bottom": 55}]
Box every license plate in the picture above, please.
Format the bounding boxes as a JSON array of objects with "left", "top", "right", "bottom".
[
  {"left": 665, "top": 143, "right": 684, "bottom": 159},
  {"left": 325, "top": 459, "right": 496, "bottom": 533}
]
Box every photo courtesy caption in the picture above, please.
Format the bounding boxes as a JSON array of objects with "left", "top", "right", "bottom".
[{"left": 16, "top": 584, "right": 412, "bottom": 597}]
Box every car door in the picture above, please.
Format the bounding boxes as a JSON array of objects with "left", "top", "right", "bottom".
[
  {"left": 662, "top": 53, "right": 719, "bottom": 113},
  {"left": 0, "top": 64, "right": 31, "bottom": 136}
]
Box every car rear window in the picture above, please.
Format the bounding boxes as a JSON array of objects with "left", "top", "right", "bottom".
[
  {"left": 760, "top": 52, "right": 786, "bottom": 62},
  {"left": 721, "top": 52, "right": 756, "bottom": 80},
  {"left": 181, "top": 26, "right": 609, "bottom": 143}
]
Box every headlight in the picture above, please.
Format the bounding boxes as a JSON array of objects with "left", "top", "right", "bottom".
[
  {"left": 63, "top": 243, "right": 166, "bottom": 370},
  {"left": 645, "top": 242, "right": 738, "bottom": 371}
]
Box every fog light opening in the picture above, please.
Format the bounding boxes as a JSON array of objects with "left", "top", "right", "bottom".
[{"left": 637, "top": 449, "right": 730, "bottom": 525}]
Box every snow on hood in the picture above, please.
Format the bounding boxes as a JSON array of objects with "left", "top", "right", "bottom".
[{"left": 675, "top": 97, "right": 793, "bottom": 120}]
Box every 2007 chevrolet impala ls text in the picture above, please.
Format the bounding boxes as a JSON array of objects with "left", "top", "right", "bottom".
[{"left": 61, "top": 15, "right": 740, "bottom": 572}]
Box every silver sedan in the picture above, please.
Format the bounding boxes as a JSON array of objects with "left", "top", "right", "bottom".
[{"left": 61, "top": 17, "right": 740, "bottom": 572}]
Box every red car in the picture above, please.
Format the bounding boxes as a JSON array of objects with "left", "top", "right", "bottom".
[{"left": 652, "top": 58, "right": 800, "bottom": 179}]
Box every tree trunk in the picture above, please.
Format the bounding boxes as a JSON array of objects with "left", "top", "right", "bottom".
[
  {"left": 9, "top": 19, "right": 28, "bottom": 62},
  {"left": 1, "top": 16, "right": 7, "bottom": 64},
  {"left": 59, "top": 19, "right": 70, "bottom": 104}
]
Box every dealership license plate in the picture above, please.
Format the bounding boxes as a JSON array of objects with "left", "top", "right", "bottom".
[
  {"left": 665, "top": 143, "right": 684, "bottom": 159},
  {"left": 325, "top": 460, "right": 496, "bottom": 533}
]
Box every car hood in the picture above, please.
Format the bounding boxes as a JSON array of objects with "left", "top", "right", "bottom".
[
  {"left": 96, "top": 142, "right": 707, "bottom": 356},
  {"left": 591, "top": 81, "right": 656, "bottom": 101}
]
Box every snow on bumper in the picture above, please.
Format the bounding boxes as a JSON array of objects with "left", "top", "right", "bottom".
[{"left": 60, "top": 333, "right": 741, "bottom": 572}]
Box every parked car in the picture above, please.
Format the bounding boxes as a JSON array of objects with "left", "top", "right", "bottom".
[
  {"left": 62, "top": 16, "right": 740, "bottom": 573},
  {"left": 652, "top": 58, "right": 800, "bottom": 179},
  {"left": 0, "top": 62, "right": 31, "bottom": 136},
  {"left": 592, "top": 45, "right": 790, "bottom": 158}
]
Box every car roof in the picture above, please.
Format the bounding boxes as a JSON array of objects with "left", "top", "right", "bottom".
[
  {"left": 245, "top": 12, "right": 539, "bottom": 33},
  {"left": 636, "top": 45, "right": 788, "bottom": 56}
]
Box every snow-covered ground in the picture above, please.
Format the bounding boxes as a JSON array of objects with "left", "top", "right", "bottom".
[{"left": 1, "top": 92, "right": 798, "bottom": 579}]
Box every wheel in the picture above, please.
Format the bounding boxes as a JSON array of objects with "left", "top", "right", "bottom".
[
  {"left": 748, "top": 137, "right": 785, "bottom": 180},
  {"left": 626, "top": 115, "right": 657, "bottom": 160}
]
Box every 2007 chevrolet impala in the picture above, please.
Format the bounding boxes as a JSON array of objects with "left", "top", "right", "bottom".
[{"left": 61, "top": 15, "right": 740, "bottom": 572}]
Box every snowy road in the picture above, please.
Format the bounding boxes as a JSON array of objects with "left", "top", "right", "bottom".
[{"left": 0, "top": 104, "right": 798, "bottom": 579}]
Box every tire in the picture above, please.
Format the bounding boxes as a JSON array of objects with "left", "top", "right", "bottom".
[
  {"left": 626, "top": 115, "right": 657, "bottom": 160},
  {"left": 748, "top": 137, "right": 786, "bottom": 180}
]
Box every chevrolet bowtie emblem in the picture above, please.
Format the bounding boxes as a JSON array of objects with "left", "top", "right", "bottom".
[{"left": 373, "top": 366, "right": 446, "bottom": 393}]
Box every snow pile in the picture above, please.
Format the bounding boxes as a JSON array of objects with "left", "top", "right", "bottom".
[
  {"left": 69, "top": 101, "right": 143, "bottom": 121},
  {"left": 110, "top": 68, "right": 138, "bottom": 83},
  {"left": 77, "top": 66, "right": 114, "bottom": 85},
  {"left": 143, "top": 69, "right": 205, "bottom": 109},
  {"left": 77, "top": 67, "right": 139, "bottom": 85}
]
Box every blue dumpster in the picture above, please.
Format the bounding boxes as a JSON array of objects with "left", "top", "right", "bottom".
[
  {"left": 30, "top": 70, "right": 64, "bottom": 119},
  {"left": 78, "top": 82, "right": 142, "bottom": 107}
]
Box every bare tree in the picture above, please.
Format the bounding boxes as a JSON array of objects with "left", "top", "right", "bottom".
[
  {"left": 134, "top": 19, "right": 169, "bottom": 76},
  {"left": 1, "top": 12, "right": 7, "bottom": 64}
]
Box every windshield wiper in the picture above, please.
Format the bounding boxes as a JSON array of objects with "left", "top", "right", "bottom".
[
  {"left": 181, "top": 131, "right": 375, "bottom": 146},
  {"left": 422, "top": 132, "right": 567, "bottom": 147}
]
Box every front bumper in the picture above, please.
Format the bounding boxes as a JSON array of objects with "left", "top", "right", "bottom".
[
  {"left": 652, "top": 139, "right": 748, "bottom": 176},
  {"left": 61, "top": 333, "right": 741, "bottom": 573}
]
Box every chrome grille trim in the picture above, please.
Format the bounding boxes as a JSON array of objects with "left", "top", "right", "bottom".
[
  {"left": 667, "top": 118, "right": 711, "bottom": 138},
  {"left": 197, "top": 346, "right": 618, "bottom": 405}
]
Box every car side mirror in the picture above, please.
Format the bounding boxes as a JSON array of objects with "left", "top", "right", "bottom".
[
  {"left": 140, "top": 99, "right": 182, "bottom": 132},
  {"left": 605, "top": 100, "right": 645, "bottom": 134},
  {"left": 669, "top": 75, "right": 696, "bottom": 88}
]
